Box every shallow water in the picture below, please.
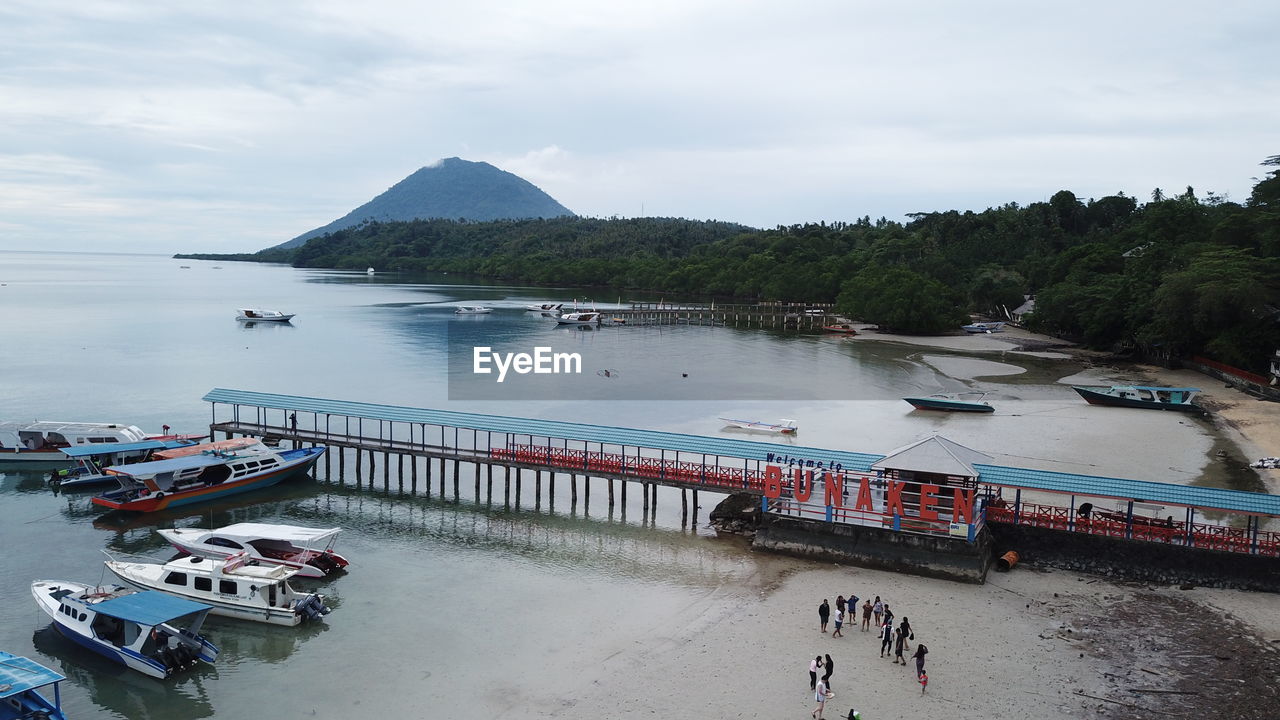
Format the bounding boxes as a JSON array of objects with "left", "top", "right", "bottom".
[{"left": 0, "top": 251, "right": 1247, "bottom": 718}]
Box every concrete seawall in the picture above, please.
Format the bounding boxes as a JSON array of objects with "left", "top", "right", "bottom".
[
  {"left": 752, "top": 515, "right": 995, "bottom": 584},
  {"left": 987, "top": 522, "right": 1280, "bottom": 592}
]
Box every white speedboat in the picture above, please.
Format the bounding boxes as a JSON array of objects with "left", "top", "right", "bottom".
[
  {"left": 556, "top": 311, "right": 601, "bottom": 325},
  {"left": 366, "top": 267, "right": 375, "bottom": 275},
  {"left": 104, "top": 553, "right": 330, "bottom": 626},
  {"left": 31, "top": 581, "right": 219, "bottom": 679},
  {"left": 719, "top": 417, "right": 798, "bottom": 435},
  {"left": 0, "top": 421, "right": 155, "bottom": 467},
  {"left": 158, "top": 523, "right": 349, "bottom": 578},
  {"left": 455, "top": 306, "right": 492, "bottom": 314},
  {"left": 525, "top": 303, "right": 563, "bottom": 312},
  {"left": 235, "top": 308, "right": 295, "bottom": 322}
]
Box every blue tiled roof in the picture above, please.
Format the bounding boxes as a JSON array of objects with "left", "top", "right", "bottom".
[{"left": 203, "top": 389, "right": 1280, "bottom": 517}]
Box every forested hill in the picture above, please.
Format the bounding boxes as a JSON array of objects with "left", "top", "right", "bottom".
[
  {"left": 181, "top": 156, "right": 1280, "bottom": 373},
  {"left": 273, "top": 157, "right": 575, "bottom": 249}
]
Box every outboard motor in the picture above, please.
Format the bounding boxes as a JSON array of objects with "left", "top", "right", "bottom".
[{"left": 296, "top": 594, "right": 331, "bottom": 621}]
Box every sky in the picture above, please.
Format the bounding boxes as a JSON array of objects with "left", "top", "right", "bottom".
[{"left": 1, "top": 1, "right": 1277, "bottom": 254}]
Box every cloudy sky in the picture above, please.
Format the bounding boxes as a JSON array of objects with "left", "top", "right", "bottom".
[{"left": 2, "top": 1, "right": 1277, "bottom": 254}]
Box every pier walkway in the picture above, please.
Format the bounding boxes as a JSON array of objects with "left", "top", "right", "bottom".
[{"left": 204, "top": 389, "right": 1280, "bottom": 558}]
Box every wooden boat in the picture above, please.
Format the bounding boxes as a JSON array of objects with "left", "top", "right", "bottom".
[
  {"left": 104, "top": 553, "right": 330, "bottom": 626},
  {"left": 822, "top": 324, "right": 858, "bottom": 334},
  {"left": 158, "top": 523, "right": 349, "bottom": 578},
  {"left": 903, "top": 393, "right": 994, "bottom": 413},
  {"left": 52, "top": 438, "right": 202, "bottom": 490},
  {"left": 961, "top": 321, "right": 1004, "bottom": 333},
  {"left": 235, "top": 308, "right": 294, "bottom": 322},
  {"left": 0, "top": 651, "right": 67, "bottom": 720},
  {"left": 719, "top": 417, "right": 798, "bottom": 434},
  {"left": 0, "top": 421, "right": 155, "bottom": 467},
  {"left": 30, "top": 581, "right": 219, "bottom": 679},
  {"left": 556, "top": 311, "right": 601, "bottom": 325},
  {"left": 454, "top": 306, "right": 492, "bottom": 314},
  {"left": 1072, "top": 385, "right": 1204, "bottom": 413},
  {"left": 90, "top": 443, "right": 326, "bottom": 512}
]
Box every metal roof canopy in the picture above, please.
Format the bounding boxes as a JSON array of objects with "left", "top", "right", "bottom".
[
  {"left": 0, "top": 651, "right": 64, "bottom": 700},
  {"left": 203, "top": 388, "right": 882, "bottom": 472},
  {"left": 91, "top": 591, "right": 212, "bottom": 626},
  {"left": 203, "top": 389, "right": 1280, "bottom": 519}
]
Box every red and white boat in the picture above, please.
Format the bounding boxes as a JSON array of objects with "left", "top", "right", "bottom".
[{"left": 157, "top": 523, "right": 349, "bottom": 578}]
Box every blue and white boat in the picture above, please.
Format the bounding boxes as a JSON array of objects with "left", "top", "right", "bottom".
[
  {"left": 903, "top": 393, "right": 994, "bottom": 413},
  {"left": 961, "top": 321, "right": 1005, "bottom": 334},
  {"left": 52, "top": 438, "right": 200, "bottom": 490},
  {"left": 0, "top": 651, "right": 67, "bottom": 720},
  {"left": 1072, "top": 385, "right": 1205, "bottom": 413},
  {"left": 31, "top": 581, "right": 219, "bottom": 680}
]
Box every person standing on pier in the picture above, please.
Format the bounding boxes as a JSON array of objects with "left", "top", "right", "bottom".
[
  {"left": 289, "top": 412, "right": 297, "bottom": 433},
  {"left": 818, "top": 599, "right": 830, "bottom": 633},
  {"left": 861, "top": 598, "right": 872, "bottom": 632}
]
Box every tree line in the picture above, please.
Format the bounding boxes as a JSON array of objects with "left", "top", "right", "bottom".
[{"left": 179, "top": 157, "right": 1280, "bottom": 373}]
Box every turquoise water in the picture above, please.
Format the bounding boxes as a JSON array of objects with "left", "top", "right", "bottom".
[{"left": 0, "top": 251, "right": 1230, "bottom": 719}]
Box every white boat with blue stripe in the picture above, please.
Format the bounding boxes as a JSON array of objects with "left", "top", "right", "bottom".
[{"left": 30, "top": 581, "right": 219, "bottom": 680}]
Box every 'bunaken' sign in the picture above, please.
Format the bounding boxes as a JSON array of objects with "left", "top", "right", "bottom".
[{"left": 762, "top": 465, "right": 976, "bottom": 523}]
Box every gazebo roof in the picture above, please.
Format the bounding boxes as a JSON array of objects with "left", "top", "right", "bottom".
[{"left": 872, "top": 435, "right": 992, "bottom": 478}]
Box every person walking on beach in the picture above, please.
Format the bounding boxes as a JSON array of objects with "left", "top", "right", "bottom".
[
  {"left": 879, "top": 620, "right": 894, "bottom": 658},
  {"left": 872, "top": 596, "right": 883, "bottom": 627},
  {"left": 822, "top": 653, "right": 835, "bottom": 690},
  {"left": 912, "top": 644, "right": 929, "bottom": 679},
  {"left": 818, "top": 599, "right": 830, "bottom": 633},
  {"left": 881, "top": 604, "right": 893, "bottom": 629},
  {"left": 893, "top": 626, "right": 907, "bottom": 665},
  {"left": 812, "top": 677, "right": 829, "bottom": 719},
  {"left": 861, "top": 598, "right": 872, "bottom": 631},
  {"left": 835, "top": 595, "right": 846, "bottom": 618},
  {"left": 898, "top": 616, "right": 912, "bottom": 651},
  {"left": 832, "top": 607, "right": 845, "bottom": 638},
  {"left": 809, "top": 655, "right": 822, "bottom": 690}
]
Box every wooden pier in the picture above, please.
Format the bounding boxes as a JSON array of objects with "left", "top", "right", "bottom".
[{"left": 606, "top": 302, "right": 842, "bottom": 329}]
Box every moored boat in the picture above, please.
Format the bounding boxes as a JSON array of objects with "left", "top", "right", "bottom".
[
  {"left": 1072, "top": 385, "right": 1205, "bottom": 413},
  {"left": 0, "top": 650, "right": 67, "bottom": 720},
  {"left": 90, "top": 443, "right": 326, "bottom": 512},
  {"left": 52, "top": 438, "right": 202, "bottom": 490},
  {"left": 822, "top": 324, "right": 858, "bottom": 334},
  {"left": 158, "top": 523, "right": 349, "bottom": 578},
  {"left": 556, "top": 311, "right": 601, "bottom": 325},
  {"left": 719, "top": 417, "right": 798, "bottom": 434},
  {"left": 0, "top": 422, "right": 157, "bottom": 467},
  {"left": 104, "top": 553, "right": 330, "bottom": 626},
  {"left": 903, "top": 393, "right": 994, "bottom": 413},
  {"left": 235, "top": 308, "right": 294, "bottom": 322},
  {"left": 525, "top": 303, "right": 563, "bottom": 312},
  {"left": 961, "top": 321, "right": 1004, "bottom": 333},
  {"left": 30, "top": 581, "right": 219, "bottom": 680},
  {"left": 455, "top": 306, "right": 492, "bottom": 314}
]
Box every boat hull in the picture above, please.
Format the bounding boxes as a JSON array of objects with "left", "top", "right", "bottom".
[
  {"left": 103, "top": 566, "right": 306, "bottom": 627},
  {"left": 1072, "top": 386, "right": 1204, "bottom": 413},
  {"left": 0, "top": 449, "right": 70, "bottom": 467},
  {"left": 903, "top": 397, "right": 994, "bottom": 413},
  {"left": 91, "top": 447, "right": 325, "bottom": 512}
]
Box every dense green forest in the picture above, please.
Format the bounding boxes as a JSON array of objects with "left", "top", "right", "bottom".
[{"left": 182, "top": 156, "right": 1280, "bottom": 372}]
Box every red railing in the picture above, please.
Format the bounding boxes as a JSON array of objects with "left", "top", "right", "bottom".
[
  {"left": 1191, "top": 356, "right": 1270, "bottom": 385},
  {"left": 986, "top": 502, "right": 1280, "bottom": 557},
  {"left": 491, "top": 445, "right": 768, "bottom": 491}
]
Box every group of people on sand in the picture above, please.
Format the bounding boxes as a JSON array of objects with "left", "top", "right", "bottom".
[{"left": 809, "top": 593, "right": 930, "bottom": 719}]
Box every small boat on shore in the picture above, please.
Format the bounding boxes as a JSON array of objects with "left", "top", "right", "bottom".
[
  {"left": 0, "top": 421, "right": 165, "bottom": 467},
  {"left": 236, "top": 308, "right": 294, "bottom": 322},
  {"left": 1072, "top": 385, "right": 1205, "bottom": 413},
  {"left": 719, "top": 417, "right": 798, "bottom": 434},
  {"left": 158, "top": 523, "right": 349, "bottom": 578},
  {"left": 90, "top": 442, "right": 326, "bottom": 512},
  {"left": 30, "top": 581, "right": 219, "bottom": 679},
  {"left": 903, "top": 393, "right": 994, "bottom": 413},
  {"left": 1251, "top": 457, "right": 1280, "bottom": 469},
  {"left": 962, "top": 321, "right": 1005, "bottom": 334},
  {"left": 455, "top": 306, "right": 492, "bottom": 314},
  {"left": 822, "top": 324, "right": 858, "bottom": 334},
  {"left": 104, "top": 553, "right": 330, "bottom": 626},
  {"left": 0, "top": 650, "right": 67, "bottom": 720}
]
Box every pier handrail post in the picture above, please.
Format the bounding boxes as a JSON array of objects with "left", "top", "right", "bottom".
[{"left": 1125, "top": 500, "right": 1134, "bottom": 540}]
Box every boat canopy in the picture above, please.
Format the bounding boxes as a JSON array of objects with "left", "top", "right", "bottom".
[
  {"left": 104, "top": 453, "right": 236, "bottom": 477},
  {"left": 210, "top": 523, "right": 341, "bottom": 544},
  {"left": 1121, "top": 386, "right": 1201, "bottom": 393},
  {"left": 0, "top": 651, "right": 65, "bottom": 699},
  {"left": 61, "top": 439, "right": 170, "bottom": 457},
  {"left": 90, "top": 591, "right": 212, "bottom": 626}
]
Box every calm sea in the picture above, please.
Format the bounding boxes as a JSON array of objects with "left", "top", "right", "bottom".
[{"left": 0, "top": 251, "right": 1239, "bottom": 719}]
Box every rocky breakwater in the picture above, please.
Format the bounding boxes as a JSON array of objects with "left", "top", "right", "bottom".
[{"left": 708, "top": 493, "right": 761, "bottom": 537}]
